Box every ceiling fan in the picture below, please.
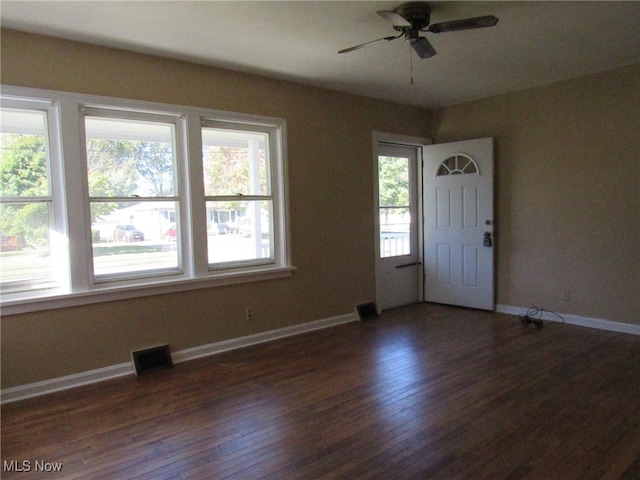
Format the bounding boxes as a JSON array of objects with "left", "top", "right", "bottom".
[{"left": 338, "top": 2, "right": 498, "bottom": 59}]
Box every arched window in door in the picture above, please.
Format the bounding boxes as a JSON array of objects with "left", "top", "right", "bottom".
[{"left": 436, "top": 153, "right": 479, "bottom": 176}]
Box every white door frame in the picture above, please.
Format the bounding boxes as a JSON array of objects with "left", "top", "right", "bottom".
[{"left": 373, "top": 132, "right": 431, "bottom": 312}]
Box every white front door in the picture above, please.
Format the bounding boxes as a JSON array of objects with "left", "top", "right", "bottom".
[
  {"left": 375, "top": 143, "right": 422, "bottom": 310},
  {"left": 423, "top": 138, "right": 494, "bottom": 310}
]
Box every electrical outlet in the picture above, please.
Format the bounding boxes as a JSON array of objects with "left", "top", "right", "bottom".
[
  {"left": 562, "top": 290, "right": 571, "bottom": 301},
  {"left": 246, "top": 308, "right": 254, "bottom": 320}
]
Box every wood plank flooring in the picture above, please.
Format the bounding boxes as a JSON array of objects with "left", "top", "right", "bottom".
[{"left": 2, "top": 303, "right": 639, "bottom": 479}]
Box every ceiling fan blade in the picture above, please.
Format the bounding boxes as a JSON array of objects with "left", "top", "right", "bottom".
[
  {"left": 427, "top": 15, "right": 498, "bottom": 33},
  {"left": 411, "top": 37, "right": 437, "bottom": 59},
  {"left": 338, "top": 35, "right": 400, "bottom": 54},
  {"left": 376, "top": 10, "right": 411, "bottom": 28}
]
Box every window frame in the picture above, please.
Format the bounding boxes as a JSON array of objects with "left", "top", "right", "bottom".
[
  {"left": 200, "top": 119, "right": 279, "bottom": 271},
  {"left": 378, "top": 154, "right": 412, "bottom": 259},
  {"left": 0, "top": 97, "right": 70, "bottom": 294},
  {"left": 0, "top": 86, "right": 293, "bottom": 315},
  {"left": 81, "top": 107, "right": 185, "bottom": 283}
]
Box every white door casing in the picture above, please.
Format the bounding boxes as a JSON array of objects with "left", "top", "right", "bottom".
[{"left": 423, "top": 138, "right": 494, "bottom": 310}]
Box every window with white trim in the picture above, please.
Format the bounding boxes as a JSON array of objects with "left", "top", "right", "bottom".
[
  {"left": 0, "top": 87, "right": 291, "bottom": 311},
  {"left": 0, "top": 99, "right": 70, "bottom": 296},
  {"left": 201, "top": 122, "right": 275, "bottom": 268},
  {"left": 83, "top": 109, "right": 182, "bottom": 280}
]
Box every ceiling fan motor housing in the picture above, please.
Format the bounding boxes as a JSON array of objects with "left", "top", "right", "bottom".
[{"left": 393, "top": 2, "right": 432, "bottom": 30}]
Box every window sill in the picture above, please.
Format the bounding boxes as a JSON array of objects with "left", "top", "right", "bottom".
[{"left": 1, "top": 266, "right": 296, "bottom": 316}]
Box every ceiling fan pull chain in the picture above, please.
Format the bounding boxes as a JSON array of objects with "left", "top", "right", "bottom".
[{"left": 409, "top": 44, "right": 415, "bottom": 85}]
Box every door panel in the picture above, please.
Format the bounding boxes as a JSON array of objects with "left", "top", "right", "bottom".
[
  {"left": 424, "top": 138, "right": 494, "bottom": 310},
  {"left": 375, "top": 143, "right": 421, "bottom": 310}
]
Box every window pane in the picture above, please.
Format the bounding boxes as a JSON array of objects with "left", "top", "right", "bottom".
[
  {"left": 378, "top": 156, "right": 409, "bottom": 207},
  {"left": 380, "top": 207, "right": 410, "bottom": 258},
  {"left": 85, "top": 117, "right": 176, "bottom": 197},
  {"left": 0, "top": 107, "right": 57, "bottom": 291},
  {"left": 0, "top": 202, "right": 55, "bottom": 291},
  {"left": 206, "top": 200, "right": 272, "bottom": 265},
  {"left": 378, "top": 155, "right": 411, "bottom": 258},
  {"left": 0, "top": 109, "right": 50, "bottom": 197},
  {"left": 202, "top": 128, "right": 269, "bottom": 196},
  {"left": 91, "top": 201, "right": 179, "bottom": 277}
]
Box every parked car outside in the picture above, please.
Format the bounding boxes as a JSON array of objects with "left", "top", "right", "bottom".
[{"left": 114, "top": 225, "right": 145, "bottom": 242}]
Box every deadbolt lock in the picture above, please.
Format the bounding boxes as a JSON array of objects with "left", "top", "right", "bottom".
[{"left": 483, "top": 232, "right": 492, "bottom": 247}]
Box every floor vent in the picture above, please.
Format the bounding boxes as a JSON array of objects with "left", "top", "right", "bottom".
[
  {"left": 132, "top": 345, "right": 173, "bottom": 376},
  {"left": 356, "top": 302, "right": 379, "bottom": 321}
]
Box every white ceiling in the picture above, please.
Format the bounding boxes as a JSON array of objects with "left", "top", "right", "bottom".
[{"left": 2, "top": 1, "right": 639, "bottom": 108}]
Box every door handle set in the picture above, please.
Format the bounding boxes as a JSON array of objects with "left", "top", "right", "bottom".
[{"left": 483, "top": 232, "right": 493, "bottom": 247}]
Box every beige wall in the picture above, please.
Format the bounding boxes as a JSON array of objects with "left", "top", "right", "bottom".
[
  {"left": 430, "top": 64, "right": 639, "bottom": 325},
  {"left": 0, "top": 29, "right": 430, "bottom": 388},
  {"left": 1, "top": 29, "right": 638, "bottom": 390}
]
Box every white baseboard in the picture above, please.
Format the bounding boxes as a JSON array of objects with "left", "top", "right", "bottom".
[
  {"left": 171, "top": 313, "right": 358, "bottom": 364},
  {"left": 496, "top": 304, "right": 640, "bottom": 336},
  {"left": 0, "top": 363, "right": 134, "bottom": 405},
  {"left": 1, "top": 312, "right": 358, "bottom": 404}
]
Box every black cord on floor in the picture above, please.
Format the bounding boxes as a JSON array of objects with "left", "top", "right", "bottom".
[{"left": 518, "top": 306, "right": 566, "bottom": 328}]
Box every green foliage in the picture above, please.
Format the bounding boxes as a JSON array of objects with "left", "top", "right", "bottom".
[
  {"left": 0, "top": 134, "right": 50, "bottom": 246},
  {"left": 91, "top": 244, "right": 159, "bottom": 256},
  {"left": 203, "top": 146, "right": 267, "bottom": 211},
  {"left": 378, "top": 156, "right": 409, "bottom": 207},
  {"left": 1, "top": 126, "right": 272, "bottom": 249},
  {"left": 0, "top": 203, "right": 49, "bottom": 247},
  {"left": 86, "top": 138, "right": 138, "bottom": 221},
  {"left": 0, "top": 133, "right": 48, "bottom": 197},
  {"left": 131, "top": 141, "right": 175, "bottom": 196},
  {"left": 1, "top": 132, "right": 177, "bottom": 243},
  {"left": 86, "top": 138, "right": 174, "bottom": 197},
  {"left": 86, "top": 138, "right": 174, "bottom": 221}
]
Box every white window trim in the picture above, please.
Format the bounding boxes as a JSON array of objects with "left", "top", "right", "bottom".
[
  {"left": 0, "top": 86, "right": 293, "bottom": 315},
  {"left": 200, "top": 119, "right": 278, "bottom": 270},
  {"left": 81, "top": 107, "right": 185, "bottom": 283}
]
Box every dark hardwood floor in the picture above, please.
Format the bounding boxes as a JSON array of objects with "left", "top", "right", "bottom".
[{"left": 2, "top": 303, "right": 639, "bottom": 479}]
